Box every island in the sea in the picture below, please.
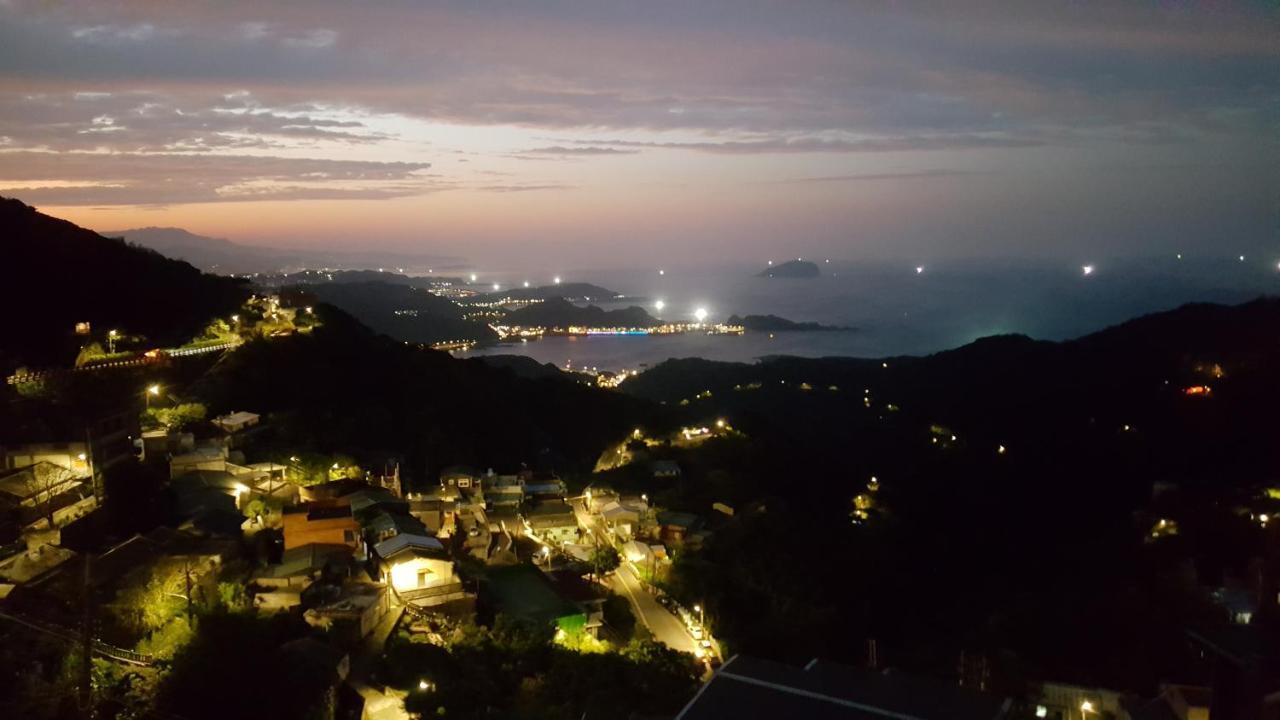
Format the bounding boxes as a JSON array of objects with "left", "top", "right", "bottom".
[
  {"left": 757, "top": 259, "right": 820, "bottom": 278},
  {"left": 727, "top": 314, "right": 850, "bottom": 332},
  {"left": 503, "top": 297, "right": 660, "bottom": 328}
]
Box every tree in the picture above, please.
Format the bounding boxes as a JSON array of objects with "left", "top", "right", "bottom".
[
  {"left": 591, "top": 544, "right": 621, "bottom": 580},
  {"left": 602, "top": 594, "right": 636, "bottom": 640},
  {"left": 143, "top": 402, "right": 207, "bottom": 432},
  {"left": 23, "top": 462, "right": 77, "bottom": 528}
]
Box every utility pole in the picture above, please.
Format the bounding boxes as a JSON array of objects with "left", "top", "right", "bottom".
[
  {"left": 79, "top": 554, "right": 93, "bottom": 714},
  {"left": 184, "top": 557, "right": 194, "bottom": 622},
  {"left": 84, "top": 427, "right": 100, "bottom": 502}
]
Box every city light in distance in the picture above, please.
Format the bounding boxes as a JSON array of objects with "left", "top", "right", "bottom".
[
  {"left": 1081, "top": 264, "right": 1095, "bottom": 276},
  {"left": 654, "top": 299, "right": 665, "bottom": 311}
]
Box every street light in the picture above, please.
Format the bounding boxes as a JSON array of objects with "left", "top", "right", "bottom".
[
  {"left": 107, "top": 329, "right": 119, "bottom": 354},
  {"left": 146, "top": 384, "right": 160, "bottom": 408},
  {"left": 694, "top": 603, "right": 704, "bottom": 625}
]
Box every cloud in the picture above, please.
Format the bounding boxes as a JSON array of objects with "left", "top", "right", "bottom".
[
  {"left": 0, "top": 0, "right": 1272, "bottom": 140},
  {"left": 520, "top": 146, "right": 639, "bottom": 156},
  {"left": 0, "top": 91, "right": 388, "bottom": 153},
  {"left": 71, "top": 23, "right": 163, "bottom": 44},
  {"left": 282, "top": 29, "right": 338, "bottom": 49},
  {"left": 476, "top": 184, "right": 574, "bottom": 193},
  {"left": 771, "top": 170, "right": 990, "bottom": 184},
  {"left": 0, "top": 151, "right": 439, "bottom": 205},
  {"left": 571, "top": 134, "right": 1044, "bottom": 155}
]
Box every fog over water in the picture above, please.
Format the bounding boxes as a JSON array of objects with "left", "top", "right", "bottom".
[{"left": 465, "top": 258, "right": 1279, "bottom": 370}]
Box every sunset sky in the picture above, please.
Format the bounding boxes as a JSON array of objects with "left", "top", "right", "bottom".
[{"left": 0, "top": 1, "right": 1275, "bottom": 269}]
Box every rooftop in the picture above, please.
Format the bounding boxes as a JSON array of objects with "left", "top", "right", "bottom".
[
  {"left": 373, "top": 533, "right": 445, "bottom": 561},
  {"left": 262, "top": 543, "right": 353, "bottom": 579},
  {"left": 484, "top": 564, "right": 583, "bottom": 628}
]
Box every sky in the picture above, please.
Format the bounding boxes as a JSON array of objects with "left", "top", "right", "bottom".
[{"left": 0, "top": 0, "right": 1276, "bottom": 270}]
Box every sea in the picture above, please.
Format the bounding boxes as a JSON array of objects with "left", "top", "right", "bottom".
[{"left": 462, "top": 257, "right": 1278, "bottom": 372}]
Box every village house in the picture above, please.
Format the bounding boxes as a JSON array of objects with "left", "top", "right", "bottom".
[
  {"left": 522, "top": 501, "right": 580, "bottom": 545},
  {"left": 439, "top": 465, "right": 480, "bottom": 496},
  {"left": 283, "top": 504, "right": 361, "bottom": 551},
  {"left": 211, "top": 410, "right": 260, "bottom": 434},
  {"left": 0, "top": 461, "right": 94, "bottom": 529}
]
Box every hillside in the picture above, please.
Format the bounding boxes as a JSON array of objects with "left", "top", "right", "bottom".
[
  {"left": 260, "top": 269, "right": 465, "bottom": 289},
  {"left": 467, "top": 282, "right": 620, "bottom": 304},
  {"left": 288, "top": 281, "right": 497, "bottom": 345},
  {"left": 620, "top": 298, "right": 1280, "bottom": 686},
  {"left": 503, "top": 297, "right": 660, "bottom": 328},
  {"left": 0, "top": 198, "right": 249, "bottom": 371},
  {"left": 189, "top": 304, "right": 652, "bottom": 479}
]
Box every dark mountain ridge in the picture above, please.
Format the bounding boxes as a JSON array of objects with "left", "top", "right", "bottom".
[
  {"left": 0, "top": 198, "right": 248, "bottom": 371},
  {"left": 287, "top": 281, "right": 497, "bottom": 345}
]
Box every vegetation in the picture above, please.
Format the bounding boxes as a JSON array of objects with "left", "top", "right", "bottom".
[
  {"left": 142, "top": 401, "right": 207, "bottom": 432},
  {"left": 0, "top": 197, "right": 248, "bottom": 372},
  {"left": 625, "top": 298, "right": 1280, "bottom": 692},
  {"left": 155, "top": 613, "right": 334, "bottom": 720},
  {"left": 379, "top": 616, "right": 700, "bottom": 719},
  {"left": 189, "top": 304, "right": 654, "bottom": 485}
]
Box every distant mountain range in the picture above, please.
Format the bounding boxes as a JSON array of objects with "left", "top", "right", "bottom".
[{"left": 104, "top": 226, "right": 459, "bottom": 275}]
